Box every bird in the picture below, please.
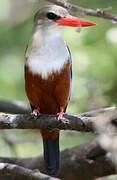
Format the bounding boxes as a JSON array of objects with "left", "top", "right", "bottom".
[{"left": 24, "top": 5, "right": 96, "bottom": 176}]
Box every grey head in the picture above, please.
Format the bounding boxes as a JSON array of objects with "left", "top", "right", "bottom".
[{"left": 33, "top": 5, "right": 68, "bottom": 29}]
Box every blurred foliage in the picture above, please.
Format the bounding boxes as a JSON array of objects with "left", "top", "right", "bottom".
[{"left": 0, "top": 2, "right": 117, "bottom": 179}]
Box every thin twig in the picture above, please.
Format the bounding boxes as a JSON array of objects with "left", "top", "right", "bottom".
[{"left": 45, "top": 0, "right": 117, "bottom": 22}]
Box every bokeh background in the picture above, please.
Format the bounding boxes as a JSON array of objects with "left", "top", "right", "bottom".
[{"left": 0, "top": 0, "right": 117, "bottom": 179}]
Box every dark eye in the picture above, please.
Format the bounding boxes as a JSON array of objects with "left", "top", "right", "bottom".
[{"left": 47, "top": 12, "right": 60, "bottom": 20}]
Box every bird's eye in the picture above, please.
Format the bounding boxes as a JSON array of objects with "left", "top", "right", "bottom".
[{"left": 47, "top": 12, "right": 60, "bottom": 20}]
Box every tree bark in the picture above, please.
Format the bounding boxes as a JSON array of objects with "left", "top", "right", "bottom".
[
  {"left": 0, "top": 105, "right": 116, "bottom": 132},
  {"left": 0, "top": 163, "right": 60, "bottom": 180}
]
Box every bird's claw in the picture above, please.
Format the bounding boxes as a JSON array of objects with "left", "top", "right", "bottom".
[
  {"left": 32, "top": 108, "right": 40, "bottom": 116},
  {"left": 57, "top": 107, "right": 64, "bottom": 120}
]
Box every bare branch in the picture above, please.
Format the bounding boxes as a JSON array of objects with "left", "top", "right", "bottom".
[
  {"left": 45, "top": 0, "right": 117, "bottom": 22},
  {"left": 0, "top": 100, "right": 31, "bottom": 114},
  {"left": 0, "top": 163, "right": 60, "bottom": 180},
  {"left": 0, "top": 106, "right": 116, "bottom": 132},
  {"left": 0, "top": 138, "right": 116, "bottom": 180}
]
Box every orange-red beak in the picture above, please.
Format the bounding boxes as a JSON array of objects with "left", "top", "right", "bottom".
[{"left": 55, "top": 14, "right": 96, "bottom": 27}]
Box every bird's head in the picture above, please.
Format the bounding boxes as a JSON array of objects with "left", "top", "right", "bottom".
[{"left": 33, "top": 5, "right": 96, "bottom": 32}]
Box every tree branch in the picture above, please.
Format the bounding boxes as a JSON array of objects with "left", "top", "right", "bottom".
[
  {"left": 45, "top": 0, "right": 117, "bottom": 22},
  {"left": 0, "top": 163, "right": 60, "bottom": 180},
  {"left": 0, "top": 138, "right": 116, "bottom": 180},
  {"left": 0, "top": 106, "right": 116, "bottom": 132},
  {"left": 0, "top": 100, "right": 31, "bottom": 114}
]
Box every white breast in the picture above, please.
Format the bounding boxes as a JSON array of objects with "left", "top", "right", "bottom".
[{"left": 25, "top": 29, "right": 69, "bottom": 79}]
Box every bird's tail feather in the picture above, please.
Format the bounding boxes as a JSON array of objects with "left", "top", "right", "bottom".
[{"left": 40, "top": 130, "right": 60, "bottom": 176}]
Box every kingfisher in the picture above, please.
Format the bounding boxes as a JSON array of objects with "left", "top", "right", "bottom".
[{"left": 25, "top": 5, "right": 96, "bottom": 176}]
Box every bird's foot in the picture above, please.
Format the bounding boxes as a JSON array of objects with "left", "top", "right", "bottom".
[
  {"left": 32, "top": 108, "right": 40, "bottom": 116},
  {"left": 57, "top": 107, "right": 64, "bottom": 120}
]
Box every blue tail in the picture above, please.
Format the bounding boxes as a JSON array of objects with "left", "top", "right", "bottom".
[{"left": 43, "top": 136, "right": 60, "bottom": 175}]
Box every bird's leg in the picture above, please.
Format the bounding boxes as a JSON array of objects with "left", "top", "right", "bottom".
[
  {"left": 57, "top": 107, "right": 64, "bottom": 120},
  {"left": 32, "top": 107, "right": 40, "bottom": 116}
]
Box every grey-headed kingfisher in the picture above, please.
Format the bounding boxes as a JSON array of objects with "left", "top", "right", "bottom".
[{"left": 25, "top": 5, "right": 96, "bottom": 176}]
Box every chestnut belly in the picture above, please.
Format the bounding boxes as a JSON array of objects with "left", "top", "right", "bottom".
[{"left": 25, "top": 62, "right": 70, "bottom": 114}]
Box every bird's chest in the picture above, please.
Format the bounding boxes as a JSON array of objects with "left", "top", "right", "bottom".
[{"left": 25, "top": 32, "right": 69, "bottom": 79}]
